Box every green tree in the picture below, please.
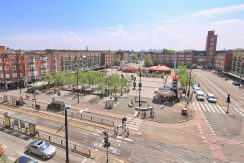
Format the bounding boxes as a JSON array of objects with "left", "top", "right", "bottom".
[
  {"left": 131, "top": 54, "right": 138, "bottom": 62},
  {"left": 114, "top": 58, "right": 120, "bottom": 66},
  {"left": 144, "top": 54, "right": 153, "bottom": 67}
]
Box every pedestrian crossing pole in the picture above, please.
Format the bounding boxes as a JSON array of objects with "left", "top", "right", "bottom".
[{"left": 226, "top": 94, "right": 231, "bottom": 113}]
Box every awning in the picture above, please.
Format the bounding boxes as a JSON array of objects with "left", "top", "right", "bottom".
[
  {"left": 7, "top": 113, "right": 39, "bottom": 124},
  {"left": 149, "top": 65, "right": 171, "bottom": 72}
]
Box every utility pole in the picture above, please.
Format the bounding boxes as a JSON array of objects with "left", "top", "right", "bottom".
[
  {"left": 77, "top": 69, "right": 79, "bottom": 103},
  {"left": 64, "top": 108, "right": 69, "bottom": 163},
  {"left": 138, "top": 67, "right": 142, "bottom": 107},
  {"left": 187, "top": 65, "right": 192, "bottom": 98},
  {"left": 239, "top": 61, "right": 243, "bottom": 89}
]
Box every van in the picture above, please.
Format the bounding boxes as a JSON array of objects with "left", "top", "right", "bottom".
[{"left": 47, "top": 100, "right": 65, "bottom": 111}]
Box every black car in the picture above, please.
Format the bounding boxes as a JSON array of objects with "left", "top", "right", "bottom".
[
  {"left": 16, "top": 155, "right": 38, "bottom": 163},
  {"left": 47, "top": 100, "right": 65, "bottom": 111},
  {"left": 232, "top": 81, "right": 241, "bottom": 86}
]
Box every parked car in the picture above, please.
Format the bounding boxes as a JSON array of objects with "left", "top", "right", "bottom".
[
  {"left": 232, "top": 81, "right": 242, "bottom": 86},
  {"left": 193, "top": 87, "right": 202, "bottom": 94},
  {"left": 16, "top": 155, "right": 38, "bottom": 163},
  {"left": 206, "top": 93, "right": 217, "bottom": 103},
  {"left": 196, "top": 91, "right": 205, "bottom": 101},
  {"left": 27, "top": 140, "right": 56, "bottom": 160},
  {"left": 47, "top": 100, "right": 65, "bottom": 111}
]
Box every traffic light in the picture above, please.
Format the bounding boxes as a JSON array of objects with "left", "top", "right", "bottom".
[
  {"left": 172, "top": 76, "right": 178, "bottom": 95},
  {"left": 103, "top": 131, "right": 110, "bottom": 147},
  {"left": 227, "top": 94, "right": 231, "bottom": 103}
]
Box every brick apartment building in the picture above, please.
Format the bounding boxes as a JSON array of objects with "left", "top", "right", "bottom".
[
  {"left": 205, "top": 31, "right": 218, "bottom": 68},
  {"left": 101, "top": 51, "right": 114, "bottom": 68},
  {"left": 0, "top": 46, "right": 24, "bottom": 89},
  {"left": 22, "top": 50, "right": 61, "bottom": 81},
  {"left": 115, "top": 51, "right": 129, "bottom": 63},
  {"left": 231, "top": 50, "right": 244, "bottom": 75},
  {"left": 151, "top": 51, "right": 193, "bottom": 68},
  {"left": 0, "top": 46, "right": 114, "bottom": 89},
  {"left": 214, "top": 51, "right": 233, "bottom": 72}
]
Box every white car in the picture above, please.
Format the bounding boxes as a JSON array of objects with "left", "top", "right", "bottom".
[
  {"left": 206, "top": 93, "right": 217, "bottom": 103},
  {"left": 193, "top": 87, "right": 202, "bottom": 94},
  {"left": 196, "top": 91, "right": 205, "bottom": 101}
]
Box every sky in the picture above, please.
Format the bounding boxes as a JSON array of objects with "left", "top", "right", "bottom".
[{"left": 0, "top": 0, "right": 244, "bottom": 51}]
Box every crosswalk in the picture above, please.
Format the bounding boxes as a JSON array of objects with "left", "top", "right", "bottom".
[
  {"left": 194, "top": 102, "right": 225, "bottom": 113},
  {"left": 231, "top": 105, "right": 244, "bottom": 117},
  {"left": 125, "top": 117, "right": 143, "bottom": 131},
  {"left": 193, "top": 102, "right": 244, "bottom": 117}
]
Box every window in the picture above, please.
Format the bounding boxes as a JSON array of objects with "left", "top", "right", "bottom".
[
  {"left": 12, "top": 73, "right": 17, "bottom": 77},
  {"left": 4, "top": 66, "right": 9, "bottom": 70},
  {"left": 0, "top": 58, "right": 2, "bottom": 62},
  {"left": 4, "top": 58, "right": 8, "bottom": 62},
  {"left": 5, "top": 74, "right": 10, "bottom": 78},
  {"left": 12, "top": 66, "right": 16, "bottom": 70},
  {"left": 0, "top": 66, "right": 2, "bottom": 70},
  {"left": 20, "top": 73, "right": 23, "bottom": 77},
  {"left": 11, "top": 59, "right": 16, "bottom": 63}
]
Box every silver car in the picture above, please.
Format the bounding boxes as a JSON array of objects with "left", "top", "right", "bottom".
[
  {"left": 27, "top": 140, "right": 56, "bottom": 159},
  {"left": 196, "top": 91, "right": 205, "bottom": 101},
  {"left": 206, "top": 93, "right": 217, "bottom": 103}
]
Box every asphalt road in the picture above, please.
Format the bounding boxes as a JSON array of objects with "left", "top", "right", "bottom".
[
  {"left": 195, "top": 69, "right": 244, "bottom": 107},
  {"left": 194, "top": 69, "right": 244, "bottom": 138},
  {"left": 0, "top": 126, "right": 89, "bottom": 163}
]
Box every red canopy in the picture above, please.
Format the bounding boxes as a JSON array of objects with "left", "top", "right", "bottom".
[
  {"left": 149, "top": 65, "right": 171, "bottom": 72},
  {"left": 124, "top": 66, "right": 138, "bottom": 71}
]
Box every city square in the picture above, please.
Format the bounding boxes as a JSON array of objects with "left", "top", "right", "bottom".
[{"left": 0, "top": 1, "right": 244, "bottom": 163}]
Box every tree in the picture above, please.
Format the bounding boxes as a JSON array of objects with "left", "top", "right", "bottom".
[
  {"left": 131, "top": 54, "right": 138, "bottom": 62},
  {"left": 144, "top": 54, "right": 153, "bottom": 67},
  {"left": 114, "top": 58, "right": 120, "bottom": 66},
  {"left": 163, "top": 49, "right": 176, "bottom": 54}
]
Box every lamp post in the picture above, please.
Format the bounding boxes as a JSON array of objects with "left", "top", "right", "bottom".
[
  {"left": 187, "top": 65, "right": 192, "bottom": 98},
  {"left": 57, "top": 107, "right": 82, "bottom": 163},
  {"left": 64, "top": 107, "right": 69, "bottom": 163},
  {"left": 77, "top": 69, "right": 79, "bottom": 103},
  {"left": 138, "top": 67, "right": 142, "bottom": 107},
  {"left": 239, "top": 61, "right": 243, "bottom": 89}
]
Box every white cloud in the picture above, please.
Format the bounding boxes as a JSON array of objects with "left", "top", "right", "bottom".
[
  {"left": 192, "top": 3, "right": 244, "bottom": 17},
  {"left": 60, "top": 31, "right": 82, "bottom": 43},
  {"left": 110, "top": 30, "right": 129, "bottom": 38}
]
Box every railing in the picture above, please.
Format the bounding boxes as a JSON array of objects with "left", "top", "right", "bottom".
[
  {"left": 36, "top": 130, "right": 92, "bottom": 158},
  {"left": 0, "top": 95, "right": 120, "bottom": 127}
]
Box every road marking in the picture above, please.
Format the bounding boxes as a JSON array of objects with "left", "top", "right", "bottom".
[
  {"left": 208, "top": 104, "right": 216, "bottom": 112},
  {"left": 199, "top": 103, "right": 206, "bottom": 111},
  {"left": 195, "top": 102, "right": 201, "bottom": 110},
  {"left": 234, "top": 107, "right": 244, "bottom": 116},
  {"left": 214, "top": 105, "right": 225, "bottom": 114},
  {"left": 204, "top": 103, "right": 211, "bottom": 112}
]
